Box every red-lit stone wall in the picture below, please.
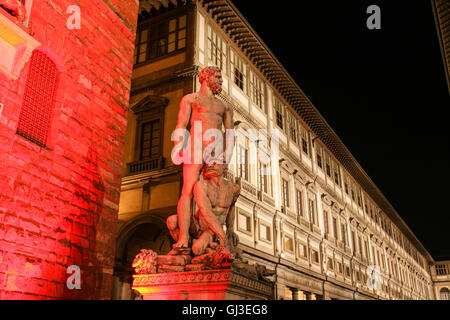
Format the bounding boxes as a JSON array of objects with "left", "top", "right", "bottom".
[{"left": 0, "top": 0, "right": 139, "bottom": 299}]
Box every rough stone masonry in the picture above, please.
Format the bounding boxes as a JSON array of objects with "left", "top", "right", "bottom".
[{"left": 0, "top": 0, "right": 139, "bottom": 299}]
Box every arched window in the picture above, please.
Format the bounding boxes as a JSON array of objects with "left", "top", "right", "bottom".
[
  {"left": 17, "top": 50, "right": 58, "bottom": 147},
  {"left": 440, "top": 287, "right": 450, "bottom": 300}
]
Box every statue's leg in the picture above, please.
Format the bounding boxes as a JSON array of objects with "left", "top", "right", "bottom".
[
  {"left": 193, "top": 183, "right": 227, "bottom": 247},
  {"left": 166, "top": 215, "right": 179, "bottom": 242},
  {"left": 175, "top": 163, "right": 203, "bottom": 248},
  {"left": 192, "top": 230, "right": 213, "bottom": 256}
]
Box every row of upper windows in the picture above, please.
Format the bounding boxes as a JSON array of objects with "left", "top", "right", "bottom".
[
  {"left": 273, "top": 95, "right": 310, "bottom": 153},
  {"left": 207, "top": 24, "right": 316, "bottom": 156},
  {"left": 435, "top": 263, "right": 450, "bottom": 275},
  {"left": 315, "top": 142, "right": 342, "bottom": 185},
  {"left": 134, "top": 14, "right": 187, "bottom": 65},
  {"left": 208, "top": 25, "right": 268, "bottom": 112}
]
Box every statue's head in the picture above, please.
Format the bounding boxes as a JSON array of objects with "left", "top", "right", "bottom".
[
  {"left": 199, "top": 66, "right": 222, "bottom": 95},
  {"left": 203, "top": 158, "right": 227, "bottom": 179}
]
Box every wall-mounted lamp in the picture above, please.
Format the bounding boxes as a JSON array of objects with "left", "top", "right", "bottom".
[{"left": 233, "top": 120, "right": 242, "bottom": 127}]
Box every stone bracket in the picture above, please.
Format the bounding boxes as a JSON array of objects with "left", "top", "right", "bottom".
[{"left": 0, "top": 8, "right": 40, "bottom": 80}]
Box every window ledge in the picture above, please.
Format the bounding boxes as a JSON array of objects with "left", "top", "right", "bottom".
[{"left": 0, "top": 8, "right": 39, "bottom": 80}]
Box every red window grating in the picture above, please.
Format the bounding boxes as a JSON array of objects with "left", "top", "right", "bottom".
[{"left": 17, "top": 50, "right": 58, "bottom": 147}]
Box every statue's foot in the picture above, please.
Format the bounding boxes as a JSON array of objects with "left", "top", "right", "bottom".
[{"left": 173, "top": 238, "right": 189, "bottom": 249}]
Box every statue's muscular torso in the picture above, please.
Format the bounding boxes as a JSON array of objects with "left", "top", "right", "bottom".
[
  {"left": 195, "top": 179, "right": 240, "bottom": 227},
  {"left": 188, "top": 92, "right": 228, "bottom": 147}
]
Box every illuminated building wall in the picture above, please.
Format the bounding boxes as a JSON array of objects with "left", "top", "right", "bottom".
[
  {"left": 0, "top": 0, "right": 138, "bottom": 299},
  {"left": 432, "top": 0, "right": 450, "bottom": 93},
  {"left": 116, "top": 0, "right": 435, "bottom": 300},
  {"left": 431, "top": 0, "right": 450, "bottom": 299},
  {"left": 430, "top": 261, "right": 450, "bottom": 300}
]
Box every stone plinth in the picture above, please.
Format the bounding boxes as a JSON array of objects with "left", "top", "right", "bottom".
[{"left": 132, "top": 268, "right": 274, "bottom": 300}]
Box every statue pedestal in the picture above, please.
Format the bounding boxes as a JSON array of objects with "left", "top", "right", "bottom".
[{"left": 132, "top": 268, "right": 273, "bottom": 300}]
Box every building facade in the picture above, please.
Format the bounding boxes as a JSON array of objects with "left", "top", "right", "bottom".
[
  {"left": 430, "top": 261, "right": 450, "bottom": 300},
  {"left": 432, "top": 0, "right": 450, "bottom": 93},
  {"left": 113, "top": 0, "right": 436, "bottom": 300},
  {"left": 431, "top": 0, "right": 450, "bottom": 300},
  {"left": 0, "top": 0, "right": 138, "bottom": 299}
]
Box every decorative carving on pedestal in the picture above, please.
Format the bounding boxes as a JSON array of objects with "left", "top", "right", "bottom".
[
  {"left": 132, "top": 249, "right": 158, "bottom": 274},
  {"left": 132, "top": 261, "right": 274, "bottom": 300}
]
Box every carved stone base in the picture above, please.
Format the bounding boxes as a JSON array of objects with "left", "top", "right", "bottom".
[{"left": 132, "top": 268, "right": 274, "bottom": 300}]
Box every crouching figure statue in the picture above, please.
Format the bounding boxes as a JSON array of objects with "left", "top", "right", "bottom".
[{"left": 167, "top": 159, "right": 240, "bottom": 265}]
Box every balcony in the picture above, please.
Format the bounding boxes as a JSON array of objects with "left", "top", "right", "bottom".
[{"left": 127, "top": 157, "right": 163, "bottom": 175}]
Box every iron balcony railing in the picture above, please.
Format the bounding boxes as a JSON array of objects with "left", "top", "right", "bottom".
[{"left": 127, "top": 157, "right": 164, "bottom": 175}]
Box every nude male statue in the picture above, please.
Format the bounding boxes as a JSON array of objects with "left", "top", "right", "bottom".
[
  {"left": 171, "top": 66, "right": 235, "bottom": 249},
  {"left": 167, "top": 160, "right": 240, "bottom": 257}
]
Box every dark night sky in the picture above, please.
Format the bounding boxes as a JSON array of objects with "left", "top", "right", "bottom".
[{"left": 231, "top": 0, "right": 449, "bottom": 260}]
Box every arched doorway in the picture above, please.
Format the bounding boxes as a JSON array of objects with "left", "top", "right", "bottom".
[
  {"left": 440, "top": 287, "right": 450, "bottom": 300},
  {"left": 112, "top": 219, "right": 174, "bottom": 300}
]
